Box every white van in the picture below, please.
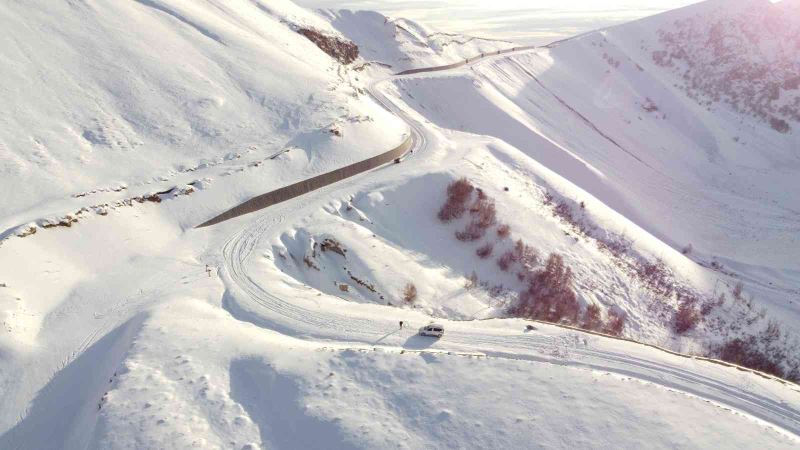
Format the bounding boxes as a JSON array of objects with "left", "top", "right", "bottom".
[{"left": 419, "top": 323, "right": 445, "bottom": 338}]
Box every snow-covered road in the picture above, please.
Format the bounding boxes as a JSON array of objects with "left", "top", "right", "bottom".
[{"left": 215, "top": 48, "right": 800, "bottom": 442}]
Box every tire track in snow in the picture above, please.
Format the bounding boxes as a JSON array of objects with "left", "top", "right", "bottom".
[{"left": 217, "top": 49, "right": 800, "bottom": 440}]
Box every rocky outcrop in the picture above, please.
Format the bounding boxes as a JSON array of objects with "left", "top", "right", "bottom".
[{"left": 298, "top": 28, "right": 358, "bottom": 65}]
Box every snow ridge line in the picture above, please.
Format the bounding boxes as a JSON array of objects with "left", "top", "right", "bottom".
[
  {"left": 196, "top": 45, "right": 537, "bottom": 228},
  {"left": 395, "top": 46, "right": 537, "bottom": 76}
]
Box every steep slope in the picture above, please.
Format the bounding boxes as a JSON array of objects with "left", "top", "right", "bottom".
[
  {"left": 384, "top": 0, "right": 798, "bottom": 320},
  {"left": 1, "top": 0, "right": 800, "bottom": 448},
  {"left": 0, "top": 0, "right": 405, "bottom": 225},
  {"left": 404, "top": 0, "right": 799, "bottom": 272},
  {"left": 269, "top": 0, "right": 800, "bottom": 379},
  {"left": 320, "top": 9, "right": 512, "bottom": 72}
]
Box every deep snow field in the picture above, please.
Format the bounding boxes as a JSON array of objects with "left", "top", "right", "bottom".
[{"left": 1, "top": 0, "right": 799, "bottom": 448}]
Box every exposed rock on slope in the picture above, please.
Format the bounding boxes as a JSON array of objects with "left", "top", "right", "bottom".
[{"left": 298, "top": 28, "right": 359, "bottom": 64}]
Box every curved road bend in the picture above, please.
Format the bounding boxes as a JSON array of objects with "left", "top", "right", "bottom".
[
  {"left": 210, "top": 46, "right": 800, "bottom": 439},
  {"left": 196, "top": 46, "right": 536, "bottom": 228}
]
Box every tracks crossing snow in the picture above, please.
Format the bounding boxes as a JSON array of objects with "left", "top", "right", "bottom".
[{"left": 217, "top": 48, "right": 800, "bottom": 440}]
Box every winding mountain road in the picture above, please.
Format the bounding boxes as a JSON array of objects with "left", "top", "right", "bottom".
[{"left": 214, "top": 49, "right": 800, "bottom": 441}]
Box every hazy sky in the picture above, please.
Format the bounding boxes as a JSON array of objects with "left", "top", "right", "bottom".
[{"left": 295, "top": 0, "right": 704, "bottom": 44}]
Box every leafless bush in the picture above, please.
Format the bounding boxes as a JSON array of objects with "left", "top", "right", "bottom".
[
  {"left": 553, "top": 201, "right": 575, "bottom": 225},
  {"left": 770, "top": 117, "right": 790, "bottom": 133},
  {"left": 701, "top": 293, "right": 723, "bottom": 316},
  {"left": 496, "top": 223, "right": 511, "bottom": 239},
  {"left": 403, "top": 283, "right": 417, "bottom": 304},
  {"left": 439, "top": 202, "right": 466, "bottom": 223},
  {"left": 476, "top": 243, "right": 494, "bottom": 259},
  {"left": 603, "top": 310, "right": 627, "bottom": 336},
  {"left": 732, "top": 282, "right": 744, "bottom": 301},
  {"left": 513, "top": 240, "right": 539, "bottom": 269},
  {"left": 509, "top": 253, "right": 579, "bottom": 324},
  {"left": 712, "top": 320, "right": 800, "bottom": 382},
  {"left": 456, "top": 221, "right": 486, "bottom": 242},
  {"left": 438, "top": 178, "right": 474, "bottom": 222},
  {"left": 636, "top": 259, "right": 674, "bottom": 297},
  {"left": 674, "top": 296, "right": 701, "bottom": 334},
  {"left": 469, "top": 196, "right": 497, "bottom": 229},
  {"left": 597, "top": 233, "right": 633, "bottom": 258},
  {"left": 714, "top": 337, "right": 783, "bottom": 379},
  {"left": 497, "top": 251, "right": 514, "bottom": 271},
  {"left": 581, "top": 304, "right": 603, "bottom": 331},
  {"left": 448, "top": 178, "right": 474, "bottom": 203},
  {"left": 465, "top": 271, "right": 479, "bottom": 290}
]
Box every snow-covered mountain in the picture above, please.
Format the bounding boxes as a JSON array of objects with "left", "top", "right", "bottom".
[
  {"left": 1, "top": 0, "right": 799, "bottom": 448},
  {"left": 375, "top": 0, "right": 800, "bottom": 354},
  {"left": 0, "top": 0, "right": 407, "bottom": 226}
]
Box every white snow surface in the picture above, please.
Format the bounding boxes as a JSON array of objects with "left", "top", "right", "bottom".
[{"left": 1, "top": 0, "right": 799, "bottom": 449}]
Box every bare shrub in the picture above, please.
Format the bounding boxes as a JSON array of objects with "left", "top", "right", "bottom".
[
  {"left": 469, "top": 196, "right": 497, "bottom": 229},
  {"left": 553, "top": 201, "right": 575, "bottom": 224},
  {"left": 438, "top": 178, "right": 474, "bottom": 222},
  {"left": 439, "top": 201, "right": 466, "bottom": 223},
  {"left": 603, "top": 310, "right": 627, "bottom": 336},
  {"left": 636, "top": 259, "right": 674, "bottom": 296},
  {"left": 496, "top": 223, "right": 511, "bottom": 239},
  {"left": 770, "top": 117, "right": 790, "bottom": 134},
  {"left": 732, "top": 282, "right": 744, "bottom": 301},
  {"left": 448, "top": 178, "right": 474, "bottom": 203},
  {"left": 465, "top": 271, "right": 479, "bottom": 289},
  {"left": 700, "top": 295, "right": 720, "bottom": 316},
  {"left": 497, "top": 240, "right": 539, "bottom": 274},
  {"left": 714, "top": 337, "right": 783, "bottom": 379},
  {"left": 476, "top": 243, "right": 494, "bottom": 259},
  {"left": 711, "top": 320, "right": 800, "bottom": 382},
  {"left": 497, "top": 251, "right": 515, "bottom": 271},
  {"left": 403, "top": 283, "right": 418, "bottom": 304},
  {"left": 509, "top": 253, "right": 579, "bottom": 324},
  {"left": 597, "top": 233, "right": 633, "bottom": 258},
  {"left": 456, "top": 222, "right": 486, "bottom": 242},
  {"left": 581, "top": 304, "right": 603, "bottom": 331},
  {"left": 674, "top": 296, "right": 701, "bottom": 334},
  {"left": 643, "top": 97, "right": 659, "bottom": 112},
  {"left": 514, "top": 240, "right": 539, "bottom": 269}
]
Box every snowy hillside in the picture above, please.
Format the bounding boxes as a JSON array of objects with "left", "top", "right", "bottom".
[
  {"left": 368, "top": 0, "right": 800, "bottom": 364},
  {"left": 0, "top": 0, "right": 406, "bottom": 228},
  {"left": 1, "top": 0, "right": 799, "bottom": 448},
  {"left": 320, "top": 9, "right": 512, "bottom": 72}
]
